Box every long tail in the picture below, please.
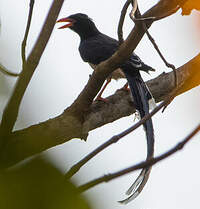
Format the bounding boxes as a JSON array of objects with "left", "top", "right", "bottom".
[{"left": 119, "top": 66, "right": 154, "bottom": 204}]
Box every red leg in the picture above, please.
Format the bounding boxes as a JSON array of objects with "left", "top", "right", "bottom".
[
  {"left": 121, "top": 82, "right": 130, "bottom": 91},
  {"left": 95, "top": 78, "right": 112, "bottom": 102}
]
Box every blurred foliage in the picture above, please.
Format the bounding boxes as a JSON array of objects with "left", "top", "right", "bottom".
[
  {"left": 0, "top": 157, "right": 91, "bottom": 209},
  {"left": 181, "top": 0, "right": 200, "bottom": 15}
]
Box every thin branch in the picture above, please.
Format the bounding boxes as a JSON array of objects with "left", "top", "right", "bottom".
[
  {"left": 117, "top": 0, "right": 132, "bottom": 44},
  {"left": 130, "top": 5, "right": 179, "bottom": 111},
  {"left": 0, "top": 63, "right": 20, "bottom": 77},
  {"left": 0, "top": 0, "right": 64, "bottom": 146},
  {"left": 65, "top": 98, "right": 170, "bottom": 179},
  {"left": 131, "top": 8, "right": 178, "bottom": 88},
  {"left": 130, "top": 5, "right": 180, "bottom": 21},
  {"left": 77, "top": 123, "right": 200, "bottom": 193},
  {"left": 21, "top": 0, "right": 35, "bottom": 64},
  {"left": 0, "top": 0, "right": 34, "bottom": 78}
]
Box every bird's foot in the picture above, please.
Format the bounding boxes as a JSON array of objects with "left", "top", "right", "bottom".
[
  {"left": 94, "top": 96, "right": 108, "bottom": 103},
  {"left": 120, "top": 82, "right": 130, "bottom": 92},
  {"left": 162, "top": 94, "right": 175, "bottom": 112}
]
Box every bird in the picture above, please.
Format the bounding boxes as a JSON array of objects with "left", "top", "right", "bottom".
[
  {"left": 56, "top": 13, "right": 155, "bottom": 204},
  {"left": 57, "top": 13, "right": 155, "bottom": 101}
]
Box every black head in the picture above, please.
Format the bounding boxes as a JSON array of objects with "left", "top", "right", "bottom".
[{"left": 56, "top": 13, "right": 100, "bottom": 40}]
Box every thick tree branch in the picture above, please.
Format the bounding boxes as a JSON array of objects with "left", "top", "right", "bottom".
[
  {"left": 1, "top": 53, "right": 199, "bottom": 168},
  {"left": 66, "top": 99, "right": 170, "bottom": 179}
]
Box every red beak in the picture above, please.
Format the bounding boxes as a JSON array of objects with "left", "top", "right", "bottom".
[{"left": 56, "top": 17, "right": 75, "bottom": 29}]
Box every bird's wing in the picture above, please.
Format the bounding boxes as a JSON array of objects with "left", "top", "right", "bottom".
[
  {"left": 79, "top": 33, "right": 155, "bottom": 74},
  {"left": 79, "top": 33, "right": 118, "bottom": 65}
]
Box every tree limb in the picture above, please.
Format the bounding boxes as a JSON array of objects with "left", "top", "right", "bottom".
[
  {"left": 1, "top": 53, "right": 199, "bottom": 168},
  {"left": 65, "top": 99, "right": 170, "bottom": 179}
]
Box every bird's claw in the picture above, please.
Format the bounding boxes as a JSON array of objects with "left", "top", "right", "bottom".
[{"left": 94, "top": 96, "right": 108, "bottom": 103}]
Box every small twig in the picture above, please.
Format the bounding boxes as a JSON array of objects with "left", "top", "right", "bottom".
[
  {"left": 117, "top": 0, "right": 132, "bottom": 45},
  {"left": 130, "top": 7, "right": 178, "bottom": 111},
  {"left": 77, "top": 123, "right": 200, "bottom": 193},
  {"left": 117, "top": 0, "right": 139, "bottom": 45},
  {"left": 131, "top": 8, "right": 177, "bottom": 85},
  {"left": 0, "top": 63, "right": 20, "bottom": 77},
  {"left": 65, "top": 96, "right": 170, "bottom": 179},
  {"left": 21, "top": 0, "right": 35, "bottom": 64},
  {"left": 130, "top": 0, "right": 138, "bottom": 14},
  {"left": 130, "top": 6, "right": 180, "bottom": 22},
  {"left": 118, "top": 0, "right": 179, "bottom": 112}
]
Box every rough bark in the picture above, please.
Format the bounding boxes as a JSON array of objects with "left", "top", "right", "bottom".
[{"left": 1, "top": 53, "right": 199, "bottom": 168}]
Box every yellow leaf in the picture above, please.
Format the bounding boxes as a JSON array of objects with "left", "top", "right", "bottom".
[{"left": 181, "top": 0, "right": 200, "bottom": 15}]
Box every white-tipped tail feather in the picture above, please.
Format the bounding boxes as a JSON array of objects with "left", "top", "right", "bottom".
[
  {"left": 118, "top": 69, "right": 154, "bottom": 204},
  {"left": 119, "top": 168, "right": 151, "bottom": 204},
  {"left": 125, "top": 170, "right": 146, "bottom": 195},
  {"left": 118, "top": 191, "right": 139, "bottom": 204}
]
